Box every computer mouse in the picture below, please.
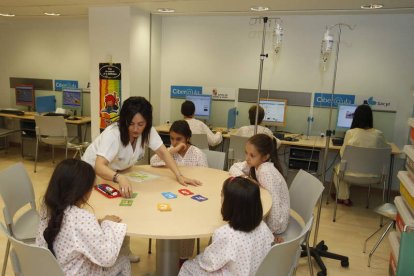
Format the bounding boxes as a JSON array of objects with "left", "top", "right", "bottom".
[{"left": 285, "top": 137, "right": 293, "bottom": 141}]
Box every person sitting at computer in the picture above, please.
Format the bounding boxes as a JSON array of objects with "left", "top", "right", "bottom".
[
  {"left": 234, "top": 105, "right": 281, "bottom": 149},
  {"left": 181, "top": 100, "right": 223, "bottom": 147},
  {"left": 333, "top": 104, "right": 390, "bottom": 206}
]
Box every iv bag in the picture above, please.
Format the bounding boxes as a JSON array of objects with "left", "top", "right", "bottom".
[
  {"left": 273, "top": 24, "right": 283, "bottom": 54},
  {"left": 321, "top": 29, "right": 333, "bottom": 62}
]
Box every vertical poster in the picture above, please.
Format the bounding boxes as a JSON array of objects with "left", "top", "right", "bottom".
[{"left": 99, "top": 63, "right": 121, "bottom": 129}]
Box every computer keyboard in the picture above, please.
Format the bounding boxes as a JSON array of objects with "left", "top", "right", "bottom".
[
  {"left": 44, "top": 112, "right": 70, "bottom": 119},
  {"left": 332, "top": 137, "right": 344, "bottom": 146},
  {"left": 0, "top": 109, "right": 25, "bottom": 116}
]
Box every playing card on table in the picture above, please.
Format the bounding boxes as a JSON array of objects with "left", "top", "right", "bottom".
[
  {"left": 161, "top": 192, "right": 177, "bottom": 199},
  {"left": 191, "top": 194, "right": 208, "bottom": 202},
  {"left": 178, "top": 189, "right": 194, "bottom": 196}
]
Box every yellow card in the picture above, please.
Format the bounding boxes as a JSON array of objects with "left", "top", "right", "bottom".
[{"left": 157, "top": 203, "right": 171, "bottom": 211}]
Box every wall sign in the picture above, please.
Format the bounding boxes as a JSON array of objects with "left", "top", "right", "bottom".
[
  {"left": 204, "top": 87, "right": 236, "bottom": 101},
  {"left": 313, "top": 92, "right": 355, "bottom": 108},
  {"left": 170, "top": 85, "right": 202, "bottom": 99},
  {"left": 55, "top": 80, "right": 78, "bottom": 91},
  {"left": 99, "top": 63, "right": 121, "bottom": 129},
  {"left": 356, "top": 96, "right": 396, "bottom": 112}
]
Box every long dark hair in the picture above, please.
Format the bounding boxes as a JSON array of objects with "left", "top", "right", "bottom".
[
  {"left": 170, "top": 120, "right": 192, "bottom": 141},
  {"left": 43, "top": 159, "right": 96, "bottom": 256},
  {"left": 350, "top": 104, "right": 373, "bottom": 129},
  {"left": 119, "top": 96, "right": 153, "bottom": 147},
  {"left": 248, "top": 134, "right": 283, "bottom": 180},
  {"left": 221, "top": 176, "right": 263, "bottom": 232}
]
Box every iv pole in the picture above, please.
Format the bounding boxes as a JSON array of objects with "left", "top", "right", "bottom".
[
  {"left": 251, "top": 16, "right": 282, "bottom": 134},
  {"left": 305, "top": 23, "right": 353, "bottom": 276}
]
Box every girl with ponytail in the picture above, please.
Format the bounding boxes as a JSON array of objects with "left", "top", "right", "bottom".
[
  {"left": 229, "top": 134, "right": 290, "bottom": 238},
  {"left": 36, "top": 159, "right": 131, "bottom": 275}
]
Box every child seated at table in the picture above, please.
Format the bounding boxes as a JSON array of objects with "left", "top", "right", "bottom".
[
  {"left": 229, "top": 134, "right": 290, "bottom": 238},
  {"left": 36, "top": 159, "right": 131, "bottom": 276},
  {"left": 151, "top": 120, "right": 208, "bottom": 167},
  {"left": 179, "top": 176, "right": 274, "bottom": 275}
]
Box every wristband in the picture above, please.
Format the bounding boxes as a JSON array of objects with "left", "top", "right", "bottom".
[{"left": 113, "top": 172, "right": 120, "bottom": 183}]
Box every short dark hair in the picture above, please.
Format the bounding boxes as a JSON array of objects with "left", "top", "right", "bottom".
[
  {"left": 181, "top": 100, "right": 195, "bottom": 117},
  {"left": 221, "top": 176, "right": 263, "bottom": 232},
  {"left": 118, "top": 97, "right": 153, "bottom": 147},
  {"left": 170, "top": 120, "right": 192, "bottom": 140},
  {"left": 249, "top": 105, "right": 265, "bottom": 125},
  {"left": 43, "top": 159, "right": 96, "bottom": 256},
  {"left": 351, "top": 104, "right": 373, "bottom": 129}
]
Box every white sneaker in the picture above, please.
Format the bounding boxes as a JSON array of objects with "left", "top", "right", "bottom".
[{"left": 128, "top": 252, "right": 140, "bottom": 263}]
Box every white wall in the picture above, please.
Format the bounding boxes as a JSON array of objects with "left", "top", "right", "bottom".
[{"left": 160, "top": 14, "right": 414, "bottom": 148}]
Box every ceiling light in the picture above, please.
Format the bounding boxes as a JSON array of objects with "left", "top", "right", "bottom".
[
  {"left": 44, "top": 12, "right": 61, "bottom": 16},
  {"left": 250, "top": 6, "right": 269, "bottom": 12},
  {"left": 0, "top": 13, "right": 15, "bottom": 17},
  {"left": 157, "top": 8, "right": 175, "bottom": 13},
  {"left": 361, "top": 4, "right": 384, "bottom": 9}
]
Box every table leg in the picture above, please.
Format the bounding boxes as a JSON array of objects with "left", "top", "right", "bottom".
[
  {"left": 77, "top": 124, "right": 83, "bottom": 143},
  {"left": 156, "top": 239, "right": 180, "bottom": 276},
  {"left": 387, "top": 154, "right": 395, "bottom": 202}
]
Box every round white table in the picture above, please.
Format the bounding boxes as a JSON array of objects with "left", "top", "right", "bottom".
[{"left": 88, "top": 165, "right": 272, "bottom": 275}]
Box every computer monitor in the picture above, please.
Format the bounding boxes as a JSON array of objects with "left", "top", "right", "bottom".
[
  {"left": 259, "top": 98, "right": 287, "bottom": 127},
  {"left": 15, "top": 85, "right": 35, "bottom": 110},
  {"left": 185, "top": 94, "right": 211, "bottom": 120},
  {"left": 336, "top": 104, "right": 357, "bottom": 129},
  {"left": 62, "top": 88, "right": 82, "bottom": 115},
  {"left": 36, "top": 96, "right": 56, "bottom": 113}
]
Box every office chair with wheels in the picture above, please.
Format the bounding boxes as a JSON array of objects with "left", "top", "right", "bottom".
[
  {"left": 327, "top": 146, "right": 391, "bottom": 222},
  {"left": 0, "top": 163, "right": 40, "bottom": 276},
  {"left": 0, "top": 223, "right": 64, "bottom": 276},
  {"left": 256, "top": 216, "right": 313, "bottom": 276}
]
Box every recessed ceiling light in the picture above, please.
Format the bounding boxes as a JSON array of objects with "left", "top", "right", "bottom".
[
  {"left": 361, "top": 4, "right": 384, "bottom": 9},
  {"left": 44, "top": 12, "right": 61, "bottom": 16},
  {"left": 0, "top": 13, "right": 15, "bottom": 17},
  {"left": 157, "top": 8, "right": 175, "bottom": 13},
  {"left": 251, "top": 6, "right": 269, "bottom": 12}
]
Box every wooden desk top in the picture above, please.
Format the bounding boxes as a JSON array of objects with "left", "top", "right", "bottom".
[
  {"left": 155, "top": 123, "right": 236, "bottom": 138},
  {"left": 0, "top": 111, "right": 91, "bottom": 125},
  {"left": 88, "top": 165, "right": 272, "bottom": 239}
]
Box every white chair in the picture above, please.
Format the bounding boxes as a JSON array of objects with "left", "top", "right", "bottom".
[
  {"left": 0, "top": 223, "right": 64, "bottom": 276},
  {"left": 281, "top": 170, "right": 325, "bottom": 276},
  {"left": 191, "top": 134, "right": 209, "bottom": 150},
  {"left": 34, "top": 115, "right": 83, "bottom": 172},
  {"left": 256, "top": 216, "right": 313, "bottom": 276},
  {"left": 0, "top": 163, "right": 39, "bottom": 276},
  {"left": 327, "top": 146, "right": 391, "bottom": 222},
  {"left": 201, "top": 149, "right": 226, "bottom": 170},
  {"left": 227, "top": 135, "right": 249, "bottom": 169}
]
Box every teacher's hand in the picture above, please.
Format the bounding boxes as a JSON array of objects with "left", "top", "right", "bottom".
[
  {"left": 118, "top": 175, "right": 133, "bottom": 198},
  {"left": 177, "top": 175, "right": 202, "bottom": 187}
]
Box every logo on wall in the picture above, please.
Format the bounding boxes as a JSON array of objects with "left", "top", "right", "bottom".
[
  {"left": 313, "top": 92, "right": 355, "bottom": 108},
  {"left": 356, "top": 96, "right": 396, "bottom": 112},
  {"left": 99, "top": 63, "right": 121, "bottom": 129},
  {"left": 170, "top": 85, "right": 202, "bottom": 98}
]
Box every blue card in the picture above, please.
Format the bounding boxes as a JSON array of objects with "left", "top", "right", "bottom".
[
  {"left": 161, "top": 192, "right": 177, "bottom": 199},
  {"left": 191, "top": 194, "right": 208, "bottom": 202}
]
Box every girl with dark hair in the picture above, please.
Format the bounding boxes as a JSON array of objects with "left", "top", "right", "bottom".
[
  {"left": 83, "top": 97, "right": 200, "bottom": 199},
  {"left": 179, "top": 177, "right": 274, "bottom": 275},
  {"left": 150, "top": 120, "right": 208, "bottom": 167},
  {"left": 36, "top": 159, "right": 131, "bottom": 275},
  {"left": 229, "top": 133, "right": 290, "bottom": 236},
  {"left": 333, "top": 104, "right": 389, "bottom": 206}
]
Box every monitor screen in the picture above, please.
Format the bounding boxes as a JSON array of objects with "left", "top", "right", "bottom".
[
  {"left": 259, "top": 98, "right": 287, "bottom": 127},
  {"left": 186, "top": 94, "right": 211, "bottom": 119},
  {"left": 15, "top": 85, "right": 35, "bottom": 108},
  {"left": 62, "top": 89, "right": 82, "bottom": 109},
  {"left": 336, "top": 104, "right": 357, "bottom": 129}
]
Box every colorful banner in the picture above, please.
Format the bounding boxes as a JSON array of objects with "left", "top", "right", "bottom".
[
  {"left": 203, "top": 87, "right": 236, "bottom": 101},
  {"left": 99, "top": 63, "right": 121, "bottom": 129},
  {"left": 170, "top": 85, "right": 202, "bottom": 98},
  {"left": 313, "top": 92, "right": 355, "bottom": 108}
]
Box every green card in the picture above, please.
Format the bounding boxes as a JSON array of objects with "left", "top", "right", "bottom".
[
  {"left": 119, "top": 199, "right": 133, "bottom": 206},
  {"left": 131, "top": 192, "right": 138, "bottom": 198}
]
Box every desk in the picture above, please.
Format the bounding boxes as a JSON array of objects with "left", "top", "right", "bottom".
[
  {"left": 0, "top": 112, "right": 91, "bottom": 142},
  {"left": 88, "top": 165, "right": 272, "bottom": 275}
]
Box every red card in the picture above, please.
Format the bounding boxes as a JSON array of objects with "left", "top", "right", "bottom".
[{"left": 178, "top": 188, "right": 194, "bottom": 196}]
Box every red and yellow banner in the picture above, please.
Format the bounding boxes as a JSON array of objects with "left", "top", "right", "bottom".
[{"left": 99, "top": 63, "right": 121, "bottom": 129}]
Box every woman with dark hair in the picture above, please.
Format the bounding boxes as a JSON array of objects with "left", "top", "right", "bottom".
[
  {"left": 333, "top": 104, "right": 389, "bottom": 206},
  {"left": 150, "top": 120, "right": 208, "bottom": 167},
  {"left": 179, "top": 177, "right": 274, "bottom": 275},
  {"left": 83, "top": 97, "right": 201, "bottom": 199},
  {"left": 36, "top": 159, "right": 131, "bottom": 275}
]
